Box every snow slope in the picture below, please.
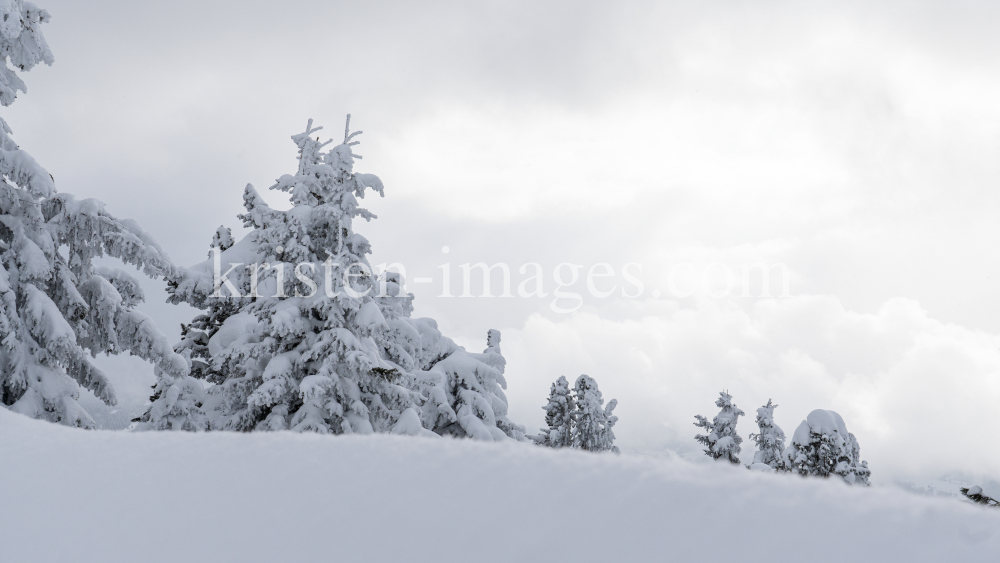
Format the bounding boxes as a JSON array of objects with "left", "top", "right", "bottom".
[{"left": 1, "top": 408, "right": 998, "bottom": 563}]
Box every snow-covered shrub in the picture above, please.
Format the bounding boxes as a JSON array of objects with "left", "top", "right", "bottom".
[
  {"left": 571, "top": 374, "right": 619, "bottom": 453},
  {"left": 960, "top": 486, "right": 1000, "bottom": 508},
  {"left": 0, "top": 2, "right": 187, "bottom": 428},
  {"left": 780, "top": 409, "right": 870, "bottom": 485},
  {"left": 748, "top": 399, "right": 785, "bottom": 471},
  {"left": 534, "top": 375, "right": 575, "bottom": 448},
  {"left": 137, "top": 118, "right": 524, "bottom": 441},
  {"left": 694, "top": 391, "right": 744, "bottom": 464}
]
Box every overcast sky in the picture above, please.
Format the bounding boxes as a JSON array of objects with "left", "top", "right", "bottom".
[{"left": 11, "top": 0, "right": 1000, "bottom": 483}]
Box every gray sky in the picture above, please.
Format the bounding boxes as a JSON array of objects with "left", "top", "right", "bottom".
[{"left": 11, "top": 0, "right": 1000, "bottom": 481}]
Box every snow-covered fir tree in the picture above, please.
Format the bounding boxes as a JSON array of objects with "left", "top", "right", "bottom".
[
  {"left": 534, "top": 375, "right": 575, "bottom": 448},
  {"left": 748, "top": 399, "right": 785, "bottom": 471},
  {"left": 425, "top": 327, "right": 525, "bottom": 440},
  {"left": 0, "top": 1, "right": 188, "bottom": 428},
  {"left": 780, "top": 409, "right": 870, "bottom": 485},
  {"left": 694, "top": 391, "right": 745, "bottom": 464},
  {"left": 138, "top": 117, "right": 524, "bottom": 441},
  {"left": 572, "top": 374, "right": 619, "bottom": 453}
]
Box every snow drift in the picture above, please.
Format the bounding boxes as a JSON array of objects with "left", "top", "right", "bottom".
[{"left": 1, "top": 407, "right": 997, "bottom": 563}]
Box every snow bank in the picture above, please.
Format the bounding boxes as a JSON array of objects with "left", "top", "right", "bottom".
[{"left": 1, "top": 408, "right": 997, "bottom": 562}]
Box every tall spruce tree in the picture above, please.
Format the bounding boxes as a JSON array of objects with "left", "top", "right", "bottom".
[
  {"left": 748, "top": 399, "right": 786, "bottom": 471},
  {"left": 138, "top": 118, "right": 524, "bottom": 441},
  {"left": 572, "top": 374, "right": 619, "bottom": 453},
  {"left": 0, "top": 1, "right": 188, "bottom": 428},
  {"left": 535, "top": 375, "right": 575, "bottom": 448},
  {"left": 694, "top": 391, "right": 745, "bottom": 464}
]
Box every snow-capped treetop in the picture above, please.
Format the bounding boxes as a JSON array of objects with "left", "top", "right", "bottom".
[
  {"left": 271, "top": 115, "right": 383, "bottom": 211},
  {"left": 208, "top": 225, "right": 234, "bottom": 257},
  {"left": 485, "top": 328, "right": 501, "bottom": 354},
  {"left": 0, "top": 1, "right": 52, "bottom": 108},
  {"left": 791, "top": 409, "right": 849, "bottom": 445},
  {"left": 694, "top": 391, "right": 745, "bottom": 464}
]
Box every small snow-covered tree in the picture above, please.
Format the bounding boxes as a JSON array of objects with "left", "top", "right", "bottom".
[
  {"left": 780, "top": 409, "right": 870, "bottom": 485},
  {"left": 418, "top": 328, "right": 526, "bottom": 441},
  {"left": 0, "top": 2, "right": 188, "bottom": 428},
  {"left": 960, "top": 486, "right": 1000, "bottom": 508},
  {"left": 139, "top": 118, "right": 525, "bottom": 441},
  {"left": 694, "top": 391, "right": 744, "bottom": 464},
  {"left": 748, "top": 399, "right": 785, "bottom": 471},
  {"left": 572, "top": 374, "right": 619, "bottom": 453},
  {"left": 534, "top": 375, "right": 575, "bottom": 448}
]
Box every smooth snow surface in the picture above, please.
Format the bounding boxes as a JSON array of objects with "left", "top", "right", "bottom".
[{"left": 1, "top": 408, "right": 998, "bottom": 563}]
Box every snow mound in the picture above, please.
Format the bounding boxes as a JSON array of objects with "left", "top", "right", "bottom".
[
  {"left": 1, "top": 408, "right": 998, "bottom": 562},
  {"left": 792, "top": 409, "right": 849, "bottom": 445}
]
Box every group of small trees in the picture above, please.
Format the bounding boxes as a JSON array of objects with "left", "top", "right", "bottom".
[
  {"left": 694, "top": 391, "right": 871, "bottom": 486},
  {"left": 533, "top": 375, "right": 619, "bottom": 453}
]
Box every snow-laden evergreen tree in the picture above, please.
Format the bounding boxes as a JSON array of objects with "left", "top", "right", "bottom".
[
  {"left": 960, "top": 486, "right": 1000, "bottom": 508},
  {"left": 748, "top": 399, "right": 785, "bottom": 471},
  {"left": 534, "top": 375, "right": 575, "bottom": 448},
  {"left": 421, "top": 327, "right": 525, "bottom": 440},
  {"left": 694, "top": 391, "right": 745, "bottom": 464},
  {"left": 0, "top": 1, "right": 188, "bottom": 428},
  {"left": 129, "top": 229, "right": 241, "bottom": 431},
  {"left": 138, "top": 117, "right": 525, "bottom": 441},
  {"left": 572, "top": 374, "right": 619, "bottom": 453},
  {"left": 780, "top": 409, "right": 870, "bottom": 485}
]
